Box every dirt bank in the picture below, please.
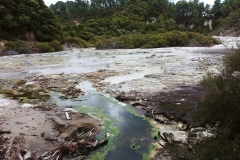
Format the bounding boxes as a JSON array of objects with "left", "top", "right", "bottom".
[
  {"left": 0, "top": 85, "right": 103, "bottom": 159},
  {"left": 115, "top": 85, "right": 207, "bottom": 127}
]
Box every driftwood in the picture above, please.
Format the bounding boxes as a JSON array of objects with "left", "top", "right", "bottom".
[
  {"left": 39, "top": 127, "right": 108, "bottom": 160},
  {"left": 64, "top": 112, "right": 71, "bottom": 120},
  {"left": 0, "top": 126, "right": 108, "bottom": 160}
]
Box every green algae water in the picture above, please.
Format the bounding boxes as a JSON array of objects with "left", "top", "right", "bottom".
[{"left": 50, "top": 88, "right": 154, "bottom": 159}]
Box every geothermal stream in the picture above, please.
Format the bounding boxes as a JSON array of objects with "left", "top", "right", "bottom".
[{"left": 0, "top": 37, "right": 236, "bottom": 159}]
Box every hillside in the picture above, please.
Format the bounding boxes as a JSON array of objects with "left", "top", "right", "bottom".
[
  {"left": 50, "top": 0, "right": 214, "bottom": 40},
  {"left": 214, "top": 8, "right": 240, "bottom": 36},
  {"left": 0, "top": 0, "right": 62, "bottom": 42}
]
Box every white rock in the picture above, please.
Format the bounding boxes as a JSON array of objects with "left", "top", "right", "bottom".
[
  {"left": 118, "top": 102, "right": 127, "bottom": 106},
  {"left": 25, "top": 81, "right": 35, "bottom": 85},
  {"left": 64, "top": 108, "right": 77, "bottom": 112},
  {"left": 21, "top": 103, "right": 33, "bottom": 108}
]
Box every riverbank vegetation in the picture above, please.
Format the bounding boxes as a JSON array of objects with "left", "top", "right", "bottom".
[
  {"left": 1, "top": 0, "right": 240, "bottom": 54},
  {"left": 168, "top": 48, "right": 240, "bottom": 159},
  {"left": 96, "top": 31, "right": 219, "bottom": 49}
]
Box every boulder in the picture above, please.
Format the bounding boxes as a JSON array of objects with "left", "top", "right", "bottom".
[{"left": 159, "top": 131, "right": 188, "bottom": 144}]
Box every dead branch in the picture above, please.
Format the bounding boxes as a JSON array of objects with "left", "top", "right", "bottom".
[
  {"left": 4, "top": 147, "right": 12, "bottom": 160},
  {"left": 39, "top": 128, "right": 108, "bottom": 160}
]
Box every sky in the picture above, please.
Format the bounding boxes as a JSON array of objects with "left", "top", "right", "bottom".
[{"left": 43, "top": 0, "right": 215, "bottom": 7}]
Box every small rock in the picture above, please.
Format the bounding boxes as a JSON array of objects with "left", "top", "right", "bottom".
[
  {"left": 232, "top": 71, "right": 240, "bottom": 78},
  {"left": 21, "top": 103, "right": 33, "bottom": 108},
  {"left": 154, "top": 115, "right": 170, "bottom": 124}
]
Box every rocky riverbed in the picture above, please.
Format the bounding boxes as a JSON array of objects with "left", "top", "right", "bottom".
[{"left": 0, "top": 37, "right": 235, "bottom": 159}]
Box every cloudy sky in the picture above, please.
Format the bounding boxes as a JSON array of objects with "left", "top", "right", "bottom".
[{"left": 43, "top": 0, "right": 215, "bottom": 7}]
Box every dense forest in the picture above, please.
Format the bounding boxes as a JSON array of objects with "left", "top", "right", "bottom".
[
  {"left": 0, "top": 0, "right": 240, "bottom": 51},
  {"left": 0, "top": 0, "right": 62, "bottom": 41},
  {"left": 49, "top": 0, "right": 240, "bottom": 36}
]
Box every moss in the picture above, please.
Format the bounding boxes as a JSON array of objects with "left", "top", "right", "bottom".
[
  {"left": 131, "top": 143, "right": 141, "bottom": 149},
  {"left": 76, "top": 105, "right": 119, "bottom": 160},
  {"left": 0, "top": 80, "right": 50, "bottom": 103}
]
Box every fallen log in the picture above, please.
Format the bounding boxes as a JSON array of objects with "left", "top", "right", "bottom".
[{"left": 94, "top": 136, "right": 108, "bottom": 148}]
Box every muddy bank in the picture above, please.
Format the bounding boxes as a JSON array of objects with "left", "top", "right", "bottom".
[
  {"left": 115, "top": 85, "right": 207, "bottom": 127},
  {"left": 0, "top": 79, "right": 103, "bottom": 159}
]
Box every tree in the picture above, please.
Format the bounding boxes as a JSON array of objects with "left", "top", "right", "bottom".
[{"left": 211, "top": 0, "right": 222, "bottom": 19}]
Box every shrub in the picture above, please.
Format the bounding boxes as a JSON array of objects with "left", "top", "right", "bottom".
[
  {"left": 199, "top": 50, "right": 240, "bottom": 127},
  {"left": 156, "top": 37, "right": 167, "bottom": 47},
  {"left": 225, "top": 49, "right": 240, "bottom": 72},
  {"left": 35, "top": 42, "right": 55, "bottom": 53},
  {"left": 4, "top": 40, "right": 29, "bottom": 53},
  {"left": 187, "top": 32, "right": 219, "bottom": 46},
  {"left": 142, "top": 41, "right": 158, "bottom": 48},
  {"left": 168, "top": 133, "right": 240, "bottom": 160},
  {"left": 96, "top": 37, "right": 125, "bottom": 49},
  {"left": 95, "top": 31, "right": 218, "bottom": 49},
  {"left": 4, "top": 41, "right": 16, "bottom": 50},
  {"left": 168, "top": 48, "right": 240, "bottom": 160},
  {"left": 165, "top": 31, "right": 189, "bottom": 46},
  {"left": 63, "top": 36, "right": 89, "bottom": 48},
  {"left": 16, "top": 40, "right": 29, "bottom": 53},
  {"left": 49, "top": 40, "right": 63, "bottom": 52}
]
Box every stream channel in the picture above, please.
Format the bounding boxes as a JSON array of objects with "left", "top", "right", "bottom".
[{"left": 50, "top": 81, "right": 154, "bottom": 160}]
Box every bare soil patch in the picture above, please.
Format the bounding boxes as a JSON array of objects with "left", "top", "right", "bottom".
[{"left": 0, "top": 77, "right": 103, "bottom": 159}]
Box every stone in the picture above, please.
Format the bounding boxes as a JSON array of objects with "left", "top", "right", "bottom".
[
  {"left": 232, "top": 71, "right": 240, "bottom": 78},
  {"left": 155, "top": 115, "right": 170, "bottom": 124},
  {"left": 159, "top": 130, "right": 188, "bottom": 144}
]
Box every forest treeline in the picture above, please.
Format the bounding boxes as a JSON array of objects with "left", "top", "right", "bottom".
[
  {"left": 0, "top": 0, "right": 240, "bottom": 52},
  {"left": 50, "top": 0, "right": 240, "bottom": 36}
]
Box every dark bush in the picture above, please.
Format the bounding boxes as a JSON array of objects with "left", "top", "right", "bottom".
[
  {"left": 169, "top": 49, "right": 240, "bottom": 160},
  {"left": 96, "top": 37, "right": 125, "bottom": 49},
  {"left": 49, "top": 40, "right": 63, "bottom": 52},
  {"left": 142, "top": 41, "right": 158, "bottom": 48},
  {"left": 225, "top": 49, "right": 240, "bottom": 72},
  {"left": 35, "top": 42, "right": 55, "bottom": 53},
  {"left": 95, "top": 31, "right": 217, "bottom": 49},
  {"left": 63, "top": 36, "right": 89, "bottom": 48},
  {"left": 4, "top": 40, "right": 29, "bottom": 54}
]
